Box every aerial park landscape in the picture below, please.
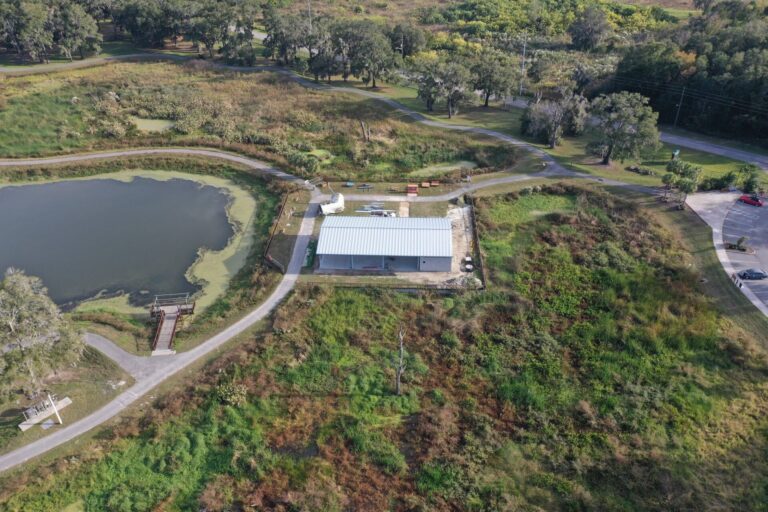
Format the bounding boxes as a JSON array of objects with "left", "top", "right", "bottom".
[{"left": 1, "top": 0, "right": 768, "bottom": 510}]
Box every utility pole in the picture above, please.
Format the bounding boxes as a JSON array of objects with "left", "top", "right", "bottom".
[
  {"left": 674, "top": 86, "right": 686, "bottom": 127},
  {"left": 394, "top": 326, "right": 406, "bottom": 396},
  {"left": 518, "top": 33, "right": 528, "bottom": 97}
]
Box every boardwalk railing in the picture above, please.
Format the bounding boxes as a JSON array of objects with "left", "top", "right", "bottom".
[{"left": 151, "top": 309, "right": 166, "bottom": 351}]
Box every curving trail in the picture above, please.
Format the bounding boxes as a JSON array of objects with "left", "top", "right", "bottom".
[
  {"left": 0, "top": 50, "right": 752, "bottom": 472},
  {"left": 2, "top": 52, "right": 765, "bottom": 170},
  {"left": 0, "top": 143, "right": 588, "bottom": 474}
]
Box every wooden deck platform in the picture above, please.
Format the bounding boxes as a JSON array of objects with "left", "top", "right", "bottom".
[{"left": 149, "top": 294, "right": 195, "bottom": 356}]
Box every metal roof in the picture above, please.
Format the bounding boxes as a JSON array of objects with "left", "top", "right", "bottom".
[{"left": 316, "top": 216, "right": 453, "bottom": 258}]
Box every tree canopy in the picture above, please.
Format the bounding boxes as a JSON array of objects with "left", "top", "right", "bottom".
[
  {"left": 589, "top": 91, "right": 660, "bottom": 164},
  {"left": 0, "top": 269, "right": 83, "bottom": 398}
]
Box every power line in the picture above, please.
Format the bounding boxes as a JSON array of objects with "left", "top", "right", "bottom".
[
  {"left": 609, "top": 75, "right": 768, "bottom": 115},
  {"left": 608, "top": 75, "right": 768, "bottom": 117}
]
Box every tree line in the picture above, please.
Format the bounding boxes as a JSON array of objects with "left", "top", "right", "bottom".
[
  {"left": 612, "top": 0, "right": 768, "bottom": 145},
  {"left": 0, "top": 0, "right": 102, "bottom": 62},
  {"left": 0, "top": 0, "right": 267, "bottom": 64}
]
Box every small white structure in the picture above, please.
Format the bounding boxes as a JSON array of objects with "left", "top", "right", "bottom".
[{"left": 320, "top": 193, "right": 345, "bottom": 215}]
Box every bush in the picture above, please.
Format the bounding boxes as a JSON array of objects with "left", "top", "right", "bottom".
[
  {"left": 286, "top": 151, "right": 320, "bottom": 174},
  {"left": 215, "top": 382, "right": 248, "bottom": 407}
]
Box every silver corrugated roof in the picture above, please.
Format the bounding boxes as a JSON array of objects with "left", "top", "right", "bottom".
[{"left": 316, "top": 216, "right": 453, "bottom": 258}]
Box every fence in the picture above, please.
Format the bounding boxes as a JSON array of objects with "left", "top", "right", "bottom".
[{"left": 464, "top": 195, "right": 489, "bottom": 290}]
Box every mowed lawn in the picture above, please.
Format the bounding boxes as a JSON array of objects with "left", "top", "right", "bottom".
[{"left": 340, "top": 80, "right": 755, "bottom": 187}]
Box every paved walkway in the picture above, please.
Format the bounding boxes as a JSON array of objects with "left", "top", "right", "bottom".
[
  {"left": 0, "top": 150, "right": 320, "bottom": 472},
  {"left": 0, "top": 53, "right": 765, "bottom": 472}
]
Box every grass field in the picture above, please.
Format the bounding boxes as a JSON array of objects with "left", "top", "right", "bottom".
[{"left": 0, "top": 348, "right": 131, "bottom": 455}]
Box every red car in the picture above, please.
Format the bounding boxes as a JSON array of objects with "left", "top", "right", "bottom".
[{"left": 739, "top": 194, "right": 764, "bottom": 207}]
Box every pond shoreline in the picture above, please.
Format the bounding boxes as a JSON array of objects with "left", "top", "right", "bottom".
[{"left": 0, "top": 169, "right": 258, "bottom": 316}]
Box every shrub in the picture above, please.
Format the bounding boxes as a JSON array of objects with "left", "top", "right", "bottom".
[
  {"left": 215, "top": 382, "right": 248, "bottom": 407},
  {"left": 287, "top": 151, "right": 319, "bottom": 174}
]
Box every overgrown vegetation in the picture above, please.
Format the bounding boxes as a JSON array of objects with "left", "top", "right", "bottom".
[
  {"left": 4, "top": 185, "right": 768, "bottom": 510},
  {"left": 0, "top": 61, "right": 519, "bottom": 180}
]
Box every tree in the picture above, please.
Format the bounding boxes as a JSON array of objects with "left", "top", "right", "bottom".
[
  {"left": 737, "top": 164, "right": 760, "bottom": 194},
  {"left": 306, "top": 15, "right": 336, "bottom": 82},
  {"left": 522, "top": 91, "right": 588, "bottom": 148},
  {"left": 78, "top": 0, "right": 114, "bottom": 24},
  {"left": 262, "top": 7, "right": 304, "bottom": 64},
  {"left": 219, "top": 0, "right": 260, "bottom": 65},
  {"left": 415, "top": 58, "right": 441, "bottom": 111},
  {"left": 440, "top": 60, "right": 471, "bottom": 118},
  {"left": 665, "top": 159, "right": 701, "bottom": 205},
  {"left": 471, "top": 48, "right": 518, "bottom": 107},
  {"left": 189, "top": 0, "right": 230, "bottom": 58},
  {"left": 1, "top": 1, "right": 54, "bottom": 62},
  {"left": 590, "top": 92, "right": 660, "bottom": 165},
  {"left": 662, "top": 172, "right": 678, "bottom": 200},
  {"left": 51, "top": 1, "right": 101, "bottom": 60},
  {"left": 348, "top": 22, "right": 397, "bottom": 88},
  {"left": 0, "top": 269, "right": 83, "bottom": 397},
  {"left": 394, "top": 326, "right": 407, "bottom": 396},
  {"left": 388, "top": 23, "right": 426, "bottom": 59},
  {"left": 523, "top": 100, "right": 567, "bottom": 148},
  {"left": 112, "top": 0, "right": 172, "bottom": 47},
  {"left": 567, "top": 5, "right": 612, "bottom": 51},
  {"left": 677, "top": 177, "right": 697, "bottom": 208}
]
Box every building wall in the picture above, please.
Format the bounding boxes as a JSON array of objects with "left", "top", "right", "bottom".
[
  {"left": 386, "top": 256, "right": 419, "bottom": 271},
  {"left": 419, "top": 256, "right": 452, "bottom": 272},
  {"left": 352, "top": 255, "right": 383, "bottom": 270},
  {"left": 319, "top": 254, "right": 450, "bottom": 272},
  {"left": 319, "top": 254, "right": 352, "bottom": 270}
]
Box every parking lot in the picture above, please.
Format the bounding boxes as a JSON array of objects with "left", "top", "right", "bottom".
[{"left": 722, "top": 200, "right": 768, "bottom": 303}]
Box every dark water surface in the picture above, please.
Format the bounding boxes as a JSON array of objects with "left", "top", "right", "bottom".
[{"left": 0, "top": 177, "right": 233, "bottom": 307}]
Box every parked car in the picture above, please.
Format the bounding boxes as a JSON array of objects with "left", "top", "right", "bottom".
[
  {"left": 738, "top": 268, "right": 768, "bottom": 280},
  {"left": 739, "top": 194, "right": 764, "bottom": 207}
]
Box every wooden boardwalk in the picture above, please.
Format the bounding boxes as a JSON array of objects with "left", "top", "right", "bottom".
[{"left": 150, "top": 294, "right": 195, "bottom": 356}]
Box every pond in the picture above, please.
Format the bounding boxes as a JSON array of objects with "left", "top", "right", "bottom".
[{"left": 0, "top": 176, "right": 236, "bottom": 309}]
